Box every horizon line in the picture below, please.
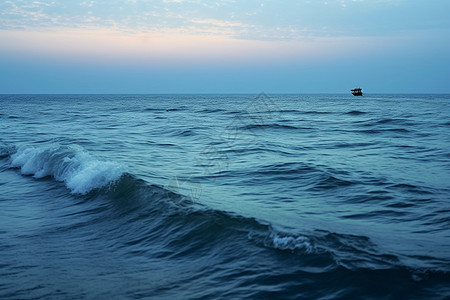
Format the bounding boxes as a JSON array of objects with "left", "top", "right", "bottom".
[{"left": 1, "top": 92, "right": 450, "bottom": 95}]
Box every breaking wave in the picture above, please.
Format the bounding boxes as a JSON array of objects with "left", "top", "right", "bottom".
[{"left": 7, "top": 143, "right": 125, "bottom": 194}]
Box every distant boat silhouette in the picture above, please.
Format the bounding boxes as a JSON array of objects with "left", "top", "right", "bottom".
[{"left": 351, "top": 88, "right": 363, "bottom": 96}]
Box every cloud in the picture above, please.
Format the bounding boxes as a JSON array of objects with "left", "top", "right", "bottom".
[
  {"left": 190, "top": 18, "right": 245, "bottom": 28},
  {"left": 0, "top": 0, "right": 449, "bottom": 42},
  {"left": 0, "top": 25, "right": 410, "bottom": 69}
]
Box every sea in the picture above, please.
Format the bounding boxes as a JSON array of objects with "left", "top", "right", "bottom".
[{"left": 0, "top": 94, "right": 449, "bottom": 299}]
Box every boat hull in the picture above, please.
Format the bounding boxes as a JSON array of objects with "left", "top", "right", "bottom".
[{"left": 351, "top": 88, "right": 363, "bottom": 96}]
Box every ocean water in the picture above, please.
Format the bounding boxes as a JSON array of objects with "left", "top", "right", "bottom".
[{"left": 0, "top": 94, "right": 449, "bottom": 299}]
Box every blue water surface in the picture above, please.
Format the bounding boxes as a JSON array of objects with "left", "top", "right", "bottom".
[{"left": 1, "top": 94, "right": 449, "bottom": 299}]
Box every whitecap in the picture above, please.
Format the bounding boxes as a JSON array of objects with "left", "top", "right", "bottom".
[
  {"left": 9, "top": 144, "right": 125, "bottom": 195},
  {"left": 265, "top": 230, "right": 315, "bottom": 253}
]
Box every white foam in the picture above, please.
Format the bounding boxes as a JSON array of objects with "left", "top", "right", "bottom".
[
  {"left": 268, "top": 231, "right": 314, "bottom": 253},
  {"left": 10, "top": 144, "right": 125, "bottom": 194}
]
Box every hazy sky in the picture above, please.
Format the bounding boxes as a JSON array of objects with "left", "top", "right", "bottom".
[{"left": 1, "top": 0, "right": 449, "bottom": 93}]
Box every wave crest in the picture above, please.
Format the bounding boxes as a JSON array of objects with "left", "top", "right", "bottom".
[
  {"left": 9, "top": 144, "right": 125, "bottom": 194},
  {"left": 266, "top": 231, "right": 315, "bottom": 253},
  {"left": 249, "top": 228, "right": 315, "bottom": 254}
]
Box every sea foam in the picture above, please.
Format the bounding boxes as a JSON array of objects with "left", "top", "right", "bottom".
[
  {"left": 266, "top": 230, "right": 315, "bottom": 253},
  {"left": 10, "top": 144, "right": 125, "bottom": 194}
]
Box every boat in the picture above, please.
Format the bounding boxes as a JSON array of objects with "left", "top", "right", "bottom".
[{"left": 351, "top": 88, "right": 363, "bottom": 96}]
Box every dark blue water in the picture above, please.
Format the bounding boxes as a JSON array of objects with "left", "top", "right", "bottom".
[{"left": 1, "top": 94, "right": 449, "bottom": 299}]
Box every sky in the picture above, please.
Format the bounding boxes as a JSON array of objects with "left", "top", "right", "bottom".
[{"left": 0, "top": 0, "right": 449, "bottom": 93}]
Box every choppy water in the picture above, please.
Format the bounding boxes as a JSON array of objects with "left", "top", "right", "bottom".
[{"left": 1, "top": 94, "right": 449, "bottom": 299}]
